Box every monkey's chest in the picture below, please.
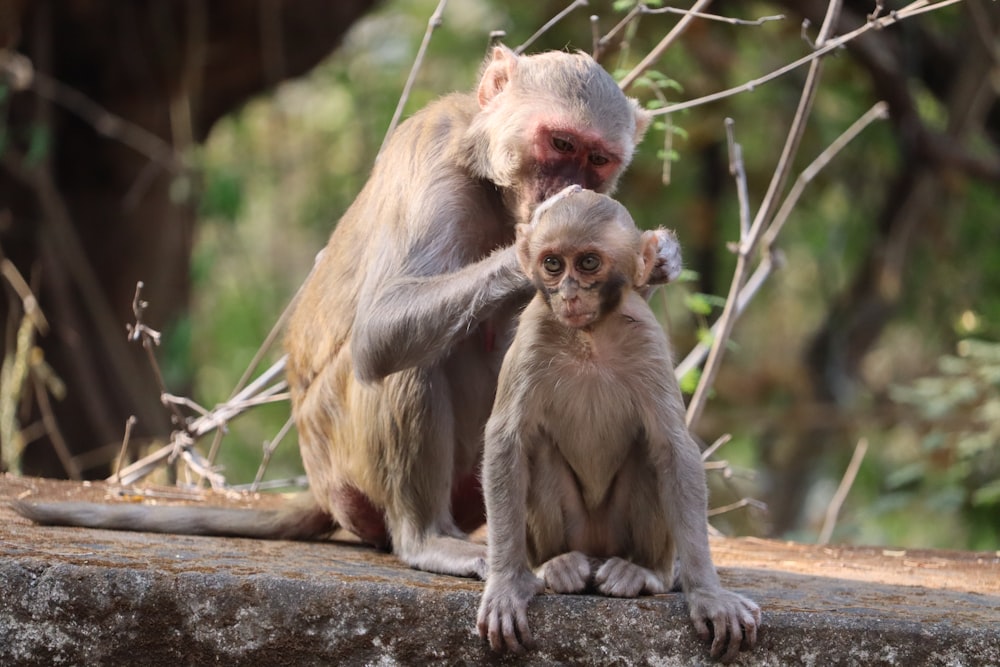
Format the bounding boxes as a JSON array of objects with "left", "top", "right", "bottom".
[{"left": 541, "top": 371, "right": 642, "bottom": 509}]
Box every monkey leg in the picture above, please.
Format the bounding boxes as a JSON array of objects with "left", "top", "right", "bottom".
[
  {"left": 536, "top": 551, "right": 592, "bottom": 593},
  {"left": 594, "top": 557, "right": 668, "bottom": 597},
  {"left": 372, "top": 365, "right": 487, "bottom": 579}
]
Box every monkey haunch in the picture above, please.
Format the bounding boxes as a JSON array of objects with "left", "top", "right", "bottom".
[
  {"left": 477, "top": 188, "right": 760, "bottom": 662},
  {"left": 13, "top": 46, "right": 672, "bottom": 582}
]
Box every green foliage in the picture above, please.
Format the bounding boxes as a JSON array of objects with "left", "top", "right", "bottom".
[
  {"left": 24, "top": 123, "right": 50, "bottom": 166},
  {"left": 883, "top": 339, "right": 1000, "bottom": 543}
]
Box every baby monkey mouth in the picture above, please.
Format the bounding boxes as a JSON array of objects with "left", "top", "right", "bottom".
[{"left": 556, "top": 303, "right": 597, "bottom": 329}]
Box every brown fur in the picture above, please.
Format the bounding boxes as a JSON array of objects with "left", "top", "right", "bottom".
[{"left": 476, "top": 189, "right": 760, "bottom": 661}]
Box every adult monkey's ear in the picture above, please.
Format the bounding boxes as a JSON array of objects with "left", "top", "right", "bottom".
[
  {"left": 630, "top": 100, "right": 652, "bottom": 145},
  {"left": 477, "top": 45, "right": 519, "bottom": 109}
]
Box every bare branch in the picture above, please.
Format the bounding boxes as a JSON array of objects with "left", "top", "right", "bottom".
[
  {"left": 640, "top": 5, "right": 784, "bottom": 26},
  {"left": 652, "top": 0, "right": 965, "bottom": 115},
  {"left": 251, "top": 416, "right": 296, "bottom": 492},
  {"left": 594, "top": 3, "right": 644, "bottom": 61},
  {"left": 762, "top": 101, "right": 890, "bottom": 250},
  {"left": 701, "top": 433, "right": 732, "bottom": 461},
  {"left": 113, "top": 416, "right": 138, "bottom": 485},
  {"left": 818, "top": 437, "right": 869, "bottom": 544},
  {"left": 516, "top": 0, "right": 589, "bottom": 55},
  {"left": 685, "top": 0, "right": 844, "bottom": 429},
  {"left": 675, "top": 250, "right": 782, "bottom": 381},
  {"left": 378, "top": 0, "right": 448, "bottom": 159},
  {"left": 707, "top": 497, "right": 768, "bottom": 517},
  {"left": 32, "top": 374, "right": 81, "bottom": 480},
  {"left": 725, "top": 118, "right": 751, "bottom": 241},
  {"left": 619, "top": 0, "right": 714, "bottom": 91}
]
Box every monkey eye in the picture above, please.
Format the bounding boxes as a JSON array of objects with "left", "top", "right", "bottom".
[
  {"left": 552, "top": 136, "right": 575, "bottom": 153},
  {"left": 542, "top": 255, "right": 565, "bottom": 275},
  {"left": 589, "top": 153, "right": 609, "bottom": 166},
  {"left": 577, "top": 254, "right": 601, "bottom": 272}
]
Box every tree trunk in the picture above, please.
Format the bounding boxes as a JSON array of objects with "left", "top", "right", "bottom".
[{"left": 1, "top": 0, "right": 378, "bottom": 478}]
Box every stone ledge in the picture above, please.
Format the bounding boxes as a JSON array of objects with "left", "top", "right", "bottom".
[{"left": 2, "top": 475, "right": 998, "bottom": 666}]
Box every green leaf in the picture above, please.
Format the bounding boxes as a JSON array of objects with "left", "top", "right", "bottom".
[
  {"left": 971, "top": 479, "right": 1000, "bottom": 507},
  {"left": 680, "top": 367, "right": 701, "bottom": 395},
  {"left": 685, "top": 293, "right": 713, "bottom": 316},
  {"left": 25, "top": 124, "right": 51, "bottom": 166}
]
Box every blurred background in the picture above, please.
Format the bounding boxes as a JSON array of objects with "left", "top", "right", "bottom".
[{"left": 2, "top": 0, "right": 998, "bottom": 550}]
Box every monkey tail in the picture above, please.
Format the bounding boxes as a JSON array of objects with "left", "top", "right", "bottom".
[{"left": 10, "top": 491, "right": 337, "bottom": 541}]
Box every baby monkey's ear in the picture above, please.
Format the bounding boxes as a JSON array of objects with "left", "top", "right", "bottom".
[{"left": 636, "top": 230, "right": 660, "bottom": 288}]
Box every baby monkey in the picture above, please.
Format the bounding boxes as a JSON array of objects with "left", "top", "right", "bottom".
[{"left": 477, "top": 186, "right": 760, "bottom": 662}]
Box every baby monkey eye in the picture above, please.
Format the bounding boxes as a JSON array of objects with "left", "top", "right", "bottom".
[
  {"left": 542, "top": 255, "right": 565, "bottom": 274},
  {"left": 577, "top": 254, "right": 601, "bottom": 272},
  {"left": 552, "top": 136, "right": 575, "bottom": 153},
  {"left": 589, "top": 154, "right": 609, "bottom": 166}
]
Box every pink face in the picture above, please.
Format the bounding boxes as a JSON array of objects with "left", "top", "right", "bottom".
[{"left": 529, "top": 122, "right": 625, "bottom": 203}]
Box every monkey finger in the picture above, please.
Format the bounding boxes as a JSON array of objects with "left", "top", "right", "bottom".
[
  {"left": 740, "top": 607, "right": 759, "bottom": 649},
  {"left": 691, "top": 614, "right": 712, "bottom": 643},
  {"left": 708, "top": 614, "right": 732, "bottom": 660},
  {"left": 720, "top": 613, "right": 745, "bottom": 664},
  {"left": 515, "top": 603, "right": 535, "bottom": 650},
  {"left": 500, "top": 612, "right": 527, "bottom": 654}
]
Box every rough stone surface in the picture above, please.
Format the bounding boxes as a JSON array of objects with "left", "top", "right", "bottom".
[{"left": 2, "top": 475, "right": 999, "bottom": 666}]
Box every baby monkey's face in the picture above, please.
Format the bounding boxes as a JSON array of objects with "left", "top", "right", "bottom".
[{"left": 534, "top": 243, "right": 625, "bottom": 330}]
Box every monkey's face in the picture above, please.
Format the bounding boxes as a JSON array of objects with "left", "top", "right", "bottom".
[
  {"left": 526, "top": 122, "right": 626, "bottom": 202},
  {"left": 535, "top": 247, "right": 626, "bottom": 330}
]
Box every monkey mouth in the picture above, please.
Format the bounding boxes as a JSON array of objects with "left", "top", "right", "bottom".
[{"left": 558, "top": 309, "right": 597, "bottom": 329}]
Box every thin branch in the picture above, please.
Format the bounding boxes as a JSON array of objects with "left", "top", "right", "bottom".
[
  {"left": 640, "top": 5, "right": 784, "bottom": 26},
  {"left": 1, "top": 259, "right": 48, "bottom": 333},
  {"left": 516, "top": 0, "right": 589, "bottom": 55},
  {"left": 590, "top": 15, "right": 602, "bottom": 60},
  {"left": 594, "top": 3, "right": 644, "bottom": 61},
  {"left": 762, "top": 101, "right": 890, "bottom": 250},
  {"left": 127, "top": 282, "right": 186, "bottom": 430},
  {"left": 685, "top": 0, "right": 843, "bottom": 429},
  {"left": 707, "top": 497, "right": 767, "bottom": 517},
  {"left": 110, "top": 359, "right": 289, "bottom": 486},
  {"left": 251, "top": 415, "right": 296, "bottom": 492},
  {"left": 675, "top": 250, "right": 781, "bottom": 381},
  {"left": 743, "top": 0, "right": 841, "bottom": 262},
  {"left": 32, "top": 374, "right": 81, "bottom": 479},
  {"left": 619, "top": 0, "right": 714, "bottom": 91},
  {"left": 725, "top": 118, "right": 751, "bottom": 241},
  {"left": 231, "top": 475, "right": 309, "bottom": 492},
  {"left": 701, "top": 433, "right": 732, "bottom": 461},
  {"left": 651, "top": 0, "right": 965, "bottom": 115},
  {"left": 818, "top": 437, "right": 869, "bottom": 544},
  {"left": 113, "top": 416, "right": 138, "bottom": 484},
  {"left": 378, "top": 0, "right": 448, "bottom": 159}
]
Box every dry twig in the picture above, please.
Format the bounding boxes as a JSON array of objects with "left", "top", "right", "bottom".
[
  {"left": 378, "top": 0, "right": 449, "bottom": 158},
  {"left": 818, "top": 437, "right": 869, "bottom": 544}
]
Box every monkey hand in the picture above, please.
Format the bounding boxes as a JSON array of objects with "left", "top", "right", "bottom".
[
  {"left": 686, "top": 586, "right": 761, "bottom": 663},
  {"left": 647, "top": 228, "right": 683, "bottom": 285},
  {"left": 476, "top": 570, "right": 544, "bottom": 654}
]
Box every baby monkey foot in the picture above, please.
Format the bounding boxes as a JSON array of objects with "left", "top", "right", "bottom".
[
  {"left": 595, "top": 557, "right": 668, "bottom": 597},
  {"left": 538, "top": 550, "right": 592, "bottom": 593}
]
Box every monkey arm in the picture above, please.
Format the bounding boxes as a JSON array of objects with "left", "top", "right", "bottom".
[
  {"left": 351, "top": 244, "right": 532, "bottom": 383},
  {"left": 477, "top": 375, "right": 544, "bottom": 653},
  {"left": 645, "top": 389, "right": 761, "bottom": 661}
]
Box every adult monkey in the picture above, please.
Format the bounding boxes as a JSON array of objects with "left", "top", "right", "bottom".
[
  {"left": 14, "top": 46, "right": 675, "bottom": 579},
  {"left": 283, "top": 45, "right": 671, "bottom": 578}
]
